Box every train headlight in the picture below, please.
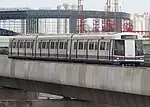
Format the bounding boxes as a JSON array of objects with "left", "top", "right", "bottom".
[{"left": 117, "top": 57, "right": 119, "bottom": 59}]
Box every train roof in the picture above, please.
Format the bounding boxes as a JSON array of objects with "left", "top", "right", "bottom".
[
  {"left": 9, "top": 32, "right": 145, "bottom": 40},
  {"left": 9, "top": 35, "right": 38, "bottom": 40},
  {"left": 37, "top": 34, "right": 72, "bottom": 39}
]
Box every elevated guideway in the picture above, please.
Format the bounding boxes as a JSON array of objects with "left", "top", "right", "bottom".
[
  {"left": 0, "top": 55, "right": 150, "bottom": 106},
  {"left": 0, "top": 55, "right": 149, "bottom": 96}
]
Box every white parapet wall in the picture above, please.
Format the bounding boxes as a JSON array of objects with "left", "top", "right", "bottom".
[{"left": 0, "top": 55, "right": 150, "bottom": 96}]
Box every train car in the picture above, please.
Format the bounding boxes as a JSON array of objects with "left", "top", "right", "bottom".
[
  {"left": 8, "top": 32, "right": 145, "bottom": 66},
  {"left": 70, "top": 33, "right": 114, "bottom": 63},
  {"left": 0, "top": 36, "right": 17, "bottom": 55},
  {"left": 112, "top": 32, "right": 144, "bottom": 65},
  {"left": 36, "top": 34, "right": 73, "bottom": 59}
]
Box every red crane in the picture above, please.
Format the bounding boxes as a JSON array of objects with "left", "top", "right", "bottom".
[
  {"left": 93, "top": 18, "right": 100, "bottom": 32},
  {"left": 102, "top": 0, "right": 115, "bottom": 32},
  {"left": 77, "top": 0, "right": 85, "bottom": 34}
]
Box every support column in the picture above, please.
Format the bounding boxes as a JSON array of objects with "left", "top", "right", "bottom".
[
  {"left": 64, "top": 18, "right": 68, "bottom": 33},
  {"left": 21, "top": 19, "right": 25, "bottom": 34},
  {"left": 57, "top": 19, "right": 61, "bottom": 34},
  {"left": 69, "top": 17, "right": 77, "bottom": 33},
  {"left": 26, "top": 18, "right": 39, "bottom": 34}
]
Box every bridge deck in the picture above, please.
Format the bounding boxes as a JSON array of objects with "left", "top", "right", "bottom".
[
  {"left": 0, "top": 55, "right": 150, "bottom": 96},
  {"left": 0, "top": 10, "right": 130, "bottom": 19}
]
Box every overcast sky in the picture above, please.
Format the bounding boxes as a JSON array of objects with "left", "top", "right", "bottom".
[{"left": 0, "top": 0, "right": 149, "bottom": 14}]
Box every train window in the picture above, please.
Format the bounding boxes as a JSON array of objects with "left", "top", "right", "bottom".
[
  {"left": 74, "top": 42, "right": 77, "bottom": 50},
  {"left": 79, "top": 42, "right": 83, "bottom": 50},
  {"left": 95, "top": 42, "right": 98, "bottom": 50},
  {"left": 27, "top": 42, "right": 30, "bottom": 48},
  {"left": 59, "top": 42, "right": 64, "bottom": 49},
  {"left": 19, "top": 42, "right": 23, "bottom": 48},
  {"left": 38, "top": 42, "right": 41, "bottom": 49},
  {"left": 24, "top": 42, "right": 26, "bottom": 48},
  {"left": 106, "top": 42, "right": 110, "bottom": 50},
  {"left": 13, "top": 42, "right": 16, "bottom": 48},
  {"left": 114, "top": 40, "right": 125, "bottom": 56},
  {"left": 84, "top": 42, "right": 87, "bottom": 50},
  {"left": 100, "top": 42, "right": 105, "bottom": 50},
  {"left": 89, "top": 42, "right": 94, "bottom": 50},
  {"left": 31, "top": 41, "right": 34, "bottom": 48},
  {"left": 17, "top": 41, "right": 19, "bottom": 48},
  {"left": 64, "top": 42, "right": 67, "bottom": 49},
  {"left": 51, "top": 42, "right": 54, "bottom": 49},
  {"left": 55, "top": 42, "right": 58, "bottom": 49},
  {"left": 135, "top": 40, "right": 143, "bottom": 56},
  {"left": 9, "top": 41, "right": 12, "bottom": 48},
  {"left": 47, "top": 42, "right": 50, "bottom": 49},
  {"left": 42, "top": 42, "right": 46, "bottom": 49}
]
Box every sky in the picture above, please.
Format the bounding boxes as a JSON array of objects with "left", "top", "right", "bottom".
[{"left": 0, "top": 0, "right": 149, "bottom": 14}]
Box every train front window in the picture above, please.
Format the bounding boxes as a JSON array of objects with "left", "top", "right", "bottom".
[
  {"left": 114, "top": 40, "right": 125, "bottom": 56},
  {"left": 135, "top": 40, "right": 143, "bottom": 56}
]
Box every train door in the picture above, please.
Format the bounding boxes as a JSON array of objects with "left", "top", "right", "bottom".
[
  {"left": 125, "top": 40, "right": 135, "bottom": 60},
  {"left": 113, "top": 40, "right": 125, "bottom": 61},
  {"left": 77, "top": 40, "right": 87, "bottom": 59}
]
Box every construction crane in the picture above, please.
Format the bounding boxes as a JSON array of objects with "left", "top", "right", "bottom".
[
  {"left": 77, "top": 0, "right": 85, "bottom": 33},
  {"left": 102, "top": 0, "right": 115, "bottom": 32}
]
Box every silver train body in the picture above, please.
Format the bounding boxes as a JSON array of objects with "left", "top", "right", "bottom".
[{"left": 8, "top": 32, "right": 145, "bottom": 65}]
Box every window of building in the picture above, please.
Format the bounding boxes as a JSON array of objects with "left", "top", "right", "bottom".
[
  {"left": 79, "top": 42, "right": 83, "bottom": 49},
  {"left": 59, "top": 42, "right": 64, "bottom": 49}
]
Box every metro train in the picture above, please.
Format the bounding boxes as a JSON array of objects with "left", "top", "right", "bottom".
[{"left": 8, "top": 32, "right": 145, "bottom": 65}]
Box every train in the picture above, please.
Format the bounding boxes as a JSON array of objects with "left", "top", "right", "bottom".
[{"left": 8, "top": 32, "right": 145, "bottom": 66}]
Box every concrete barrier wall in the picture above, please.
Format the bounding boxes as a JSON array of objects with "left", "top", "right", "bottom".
[{"left": 0, "top": 55, "right": 150, "bottom": 96}]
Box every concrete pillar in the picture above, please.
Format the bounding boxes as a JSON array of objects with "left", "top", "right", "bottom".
[
  {"left": 64, "top": 18, "right": 68, "bottom": 33},
  {"left": 69, "top": 17, "right": 77, "bottom": 33},
  {"left": 21, "top": 19, "right": 25, "bottom": 34},
  {"left": 26, "top": 18, "right": 39, "bottom": 34},
  {"left": 57, "top": 5, "right": 61, "bottom": 34},
  {"left": 57, "top": 19, "right": 61, "bottom": 34}
]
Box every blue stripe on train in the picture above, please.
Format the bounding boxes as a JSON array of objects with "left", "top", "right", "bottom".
[{"left": 10, "top": 52, "right": 143, "bottom": 61}]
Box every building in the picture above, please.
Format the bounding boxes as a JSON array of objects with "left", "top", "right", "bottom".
[{"left": 133, "top": 13, "right": 150, "bottom": 31}]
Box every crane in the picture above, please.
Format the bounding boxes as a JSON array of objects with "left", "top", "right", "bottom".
[
  {"left": 102, "top": 0, "right": 115, "bottom": 32},
  {"left": 77, "top": 0, "right": 85, "bottom": 34}
]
